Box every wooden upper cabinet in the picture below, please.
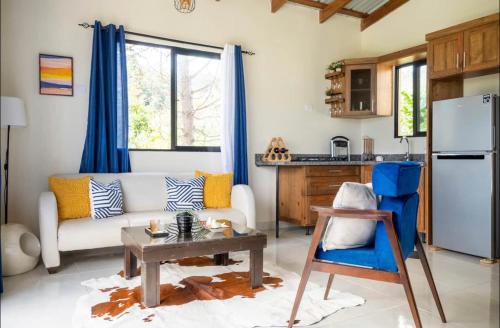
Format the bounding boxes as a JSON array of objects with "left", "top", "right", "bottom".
[
  {"left": 427, "top": 33, "right": 463, "bottom": 79},
  {"left": 463, "top": 21, "right": 499, "bottom": 73},
  {"left": 325, "top": 57, "right": 391, "bottom": 119},
  {"left": 426, "top": 13, "right": 500, "bottom": 79},
  {"left": 344, "top": 64, "right": 377, "bottom": 117}
]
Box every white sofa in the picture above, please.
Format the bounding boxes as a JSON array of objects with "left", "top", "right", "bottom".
[{"left": 38, "top": 173, "right": 256, "bottom": 272}]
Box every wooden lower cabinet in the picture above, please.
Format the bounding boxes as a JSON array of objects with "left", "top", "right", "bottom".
[
  {"left": 360, "top": 165, "right": 373, "bottom": 184},
  {"left": 278, "top": 165, "right": 360, "bottom": 227},
  {"left": 278, "top": 164, "right": 428, "bottom": 235},
  {"left": 306, "top": 195, "right": 335, "bottom": 226}
]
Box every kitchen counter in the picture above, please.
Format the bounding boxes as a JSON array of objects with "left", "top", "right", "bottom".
[
  {"left": 255, "top": 154, "right": 425, "bottom": 167},
  {"left": 256, "top": 153, "right": 427, "bottom": 238}
]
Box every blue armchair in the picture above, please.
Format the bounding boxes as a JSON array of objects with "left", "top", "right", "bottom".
[{"left": 288, "top": 162, "right": 446, "bottom": 328}]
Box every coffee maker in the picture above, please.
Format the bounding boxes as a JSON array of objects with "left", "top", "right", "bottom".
[{"left": 330, "top": 136, "right": 350, "bottom": 161}]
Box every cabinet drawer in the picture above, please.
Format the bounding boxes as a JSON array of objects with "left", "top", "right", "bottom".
[
  {"left": 305, "top": 165, "right": 360, "bottom": 177},
  {"left": 305, "top": 176, "right": 360, "bottom": 196},
  {"left": 306, "top": 195, "right": 335, "bottom": 226}
]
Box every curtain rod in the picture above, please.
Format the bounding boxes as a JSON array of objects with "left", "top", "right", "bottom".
[{"left": 78, "top": 22, "right": 255, "bottom": 55}]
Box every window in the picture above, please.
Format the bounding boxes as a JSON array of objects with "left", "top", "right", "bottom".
[
  {"left": 126, "top": 40, "right": 221, "bottom": 151},
  {"left": 394, "top": 60, "right": 427, "bottom": 138}
]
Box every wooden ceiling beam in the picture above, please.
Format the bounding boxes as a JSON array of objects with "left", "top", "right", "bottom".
[
  {"left": 319, "top": 0, "right": 352, "bottom": 23},
  {"left": 289, "top": 0, "right": 325, "bottom": 9},
  {"left": 361, "top": 0, "right": 409, "bottom": 31},
  {"left": 338, "top": 7, "right": 369, "bottom": 19},
  {"left": 289, "top": 0, "right": 367, "bottom": 18},
  {"left": 271, "top": 0, "right": 288, "bottom": 13},
  {"left": 290, "top": 0, "right": 326, "bottom": 9}
]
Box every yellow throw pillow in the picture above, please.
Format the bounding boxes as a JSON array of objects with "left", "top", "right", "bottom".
[
  {"left": 48, "top": 176, "right": 91, "bottom": 220},
  {"left": 195, "top": 171, "right": 233, "bottom": 209}
]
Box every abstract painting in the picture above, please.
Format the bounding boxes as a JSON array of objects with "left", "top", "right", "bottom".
[{"left": 39, "top": 54, "right": 73, "bottom": 96}]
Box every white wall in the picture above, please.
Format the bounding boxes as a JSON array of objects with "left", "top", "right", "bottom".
[
  {"left": 0, "top": 0, "right": 362, "bottom": 232},
  {"left": 359, "top": 0, "right": 500, "bottom": 155},
  {"left": 2, "top": 0, "right": 499, "bottom": 233}
]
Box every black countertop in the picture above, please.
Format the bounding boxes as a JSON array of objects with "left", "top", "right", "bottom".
[{"left": 255, "top": 154, "right": 426, "bottom": 167}]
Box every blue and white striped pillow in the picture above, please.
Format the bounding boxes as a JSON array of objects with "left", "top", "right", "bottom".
[
  {"left": 89, "top": 179, "right": 124, "bottom": 219},
  {"left": 164, "top": 176, "right": 205, "bottom": 211}
]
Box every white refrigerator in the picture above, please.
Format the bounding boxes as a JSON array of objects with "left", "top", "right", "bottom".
[{"left": 432, "top": 94, "right": 499, "bottom": 258}]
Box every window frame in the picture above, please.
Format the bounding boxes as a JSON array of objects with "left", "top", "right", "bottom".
[
  {"left": 126, "top": 39, "right": 222, "bottom": 152},
  {"left": 393, "top": 59, "right": 427, "bottom": 138}
]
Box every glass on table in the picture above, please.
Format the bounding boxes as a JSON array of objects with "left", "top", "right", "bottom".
[{"left": 149, "top": 219, "right": 160, "bottom": 233}]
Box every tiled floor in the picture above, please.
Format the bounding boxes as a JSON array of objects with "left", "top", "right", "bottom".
[{"left": 1, "top": 228, "right": 498, "bottom": 327}]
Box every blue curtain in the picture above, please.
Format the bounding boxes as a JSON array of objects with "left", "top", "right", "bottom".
[
  {"left": 80, "top": 21, "right": 131, "bottom": 173},
  {"left": 0, "top": 252, "right": 3, "bottom": 293},
  {"left": 233, "top": 46, "right": 248, "bottom": 185}
]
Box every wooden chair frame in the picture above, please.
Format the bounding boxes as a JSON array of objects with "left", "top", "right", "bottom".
[{"left": 288, "top": 206, "right": 446, "bottom": 328}]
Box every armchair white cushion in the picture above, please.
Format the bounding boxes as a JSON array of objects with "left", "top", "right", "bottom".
[
  {"left": 322, "top": 182, "right": 377, "bottom": 250},
  {"left": 38, "top": 173, "right": 256, "bottom": 271}
]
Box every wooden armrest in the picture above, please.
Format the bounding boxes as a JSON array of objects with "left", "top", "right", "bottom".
[{"left": 310, "top": 206, "right": 393, "bottom": 221}]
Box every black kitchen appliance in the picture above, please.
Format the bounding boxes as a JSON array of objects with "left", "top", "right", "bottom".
[{"left": 330, "top": 136, "right": 350, "bottom": 161}]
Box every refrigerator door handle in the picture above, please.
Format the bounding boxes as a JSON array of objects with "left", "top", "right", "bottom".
[
  {"left": 493, "top": 126, "right": 496, "bottom": 149},
  {"left": 434, "top": 154, "right": 486, "bottom": 160}
]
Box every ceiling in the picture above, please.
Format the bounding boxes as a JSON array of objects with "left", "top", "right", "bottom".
[
  {"left": 321, "top": 0, "right": 389, "bottom": 15},
  {"left": 271, "top": 0, "right": 409, "bottom": 30}
]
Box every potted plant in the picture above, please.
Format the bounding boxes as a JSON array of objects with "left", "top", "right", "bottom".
[{"left": 327, "top": 60, "right": 344, "bottom": 72}]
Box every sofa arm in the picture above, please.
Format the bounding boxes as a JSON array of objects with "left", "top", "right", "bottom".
[
  {"left": 39, "top": 192, "right": 60, "bottom": 269},
  {"left": 231, "top": 184, "right": 256, "bottom": 229}
]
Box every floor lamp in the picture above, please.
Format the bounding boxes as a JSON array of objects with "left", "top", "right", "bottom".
[
  {"left": 1, "top": 97, "right": 40, "bottom": 278},
  {"left": 1, "top": 97, "right": 27, "bottom": 224}
]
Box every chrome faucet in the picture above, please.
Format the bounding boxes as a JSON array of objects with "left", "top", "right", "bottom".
[{"left": 400, "top": 136, "right": 410, "bottom": 161}]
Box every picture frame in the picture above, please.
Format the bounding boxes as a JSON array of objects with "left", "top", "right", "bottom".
[{"left": 39, "top": 54, "right": 73, "bottom": 96}]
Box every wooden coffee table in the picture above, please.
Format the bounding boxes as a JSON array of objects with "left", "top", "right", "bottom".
[{"left": 121, "top": 223, "right": 267, "bottom": 307}]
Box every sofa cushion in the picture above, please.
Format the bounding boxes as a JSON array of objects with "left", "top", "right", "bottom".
[
  {"left": 58, "top": 208, "right": 247, "bottom": 250},
  {"left": 125, "top": 208, "right": 247, "bottom": 228},
  {"left": 58, "top": 216, "right": 129, "bottom": 251},
  {"left": 195, "top": 171, "right": 233, "bottom": 208},
  {"left": 49, "top": 176, "right": 91, "bottom": 220},
  {"left": 164, "top": 176, "right": 206, "bottom": 211},
  {"left": 89, "top": 179, "right": 124, "bottom": 219},
  {"left": 56, "top": 173, "right": 193, "bottom": 213},
  {"left": 102, "top": 174, "right": 167, "bottom": 213}
]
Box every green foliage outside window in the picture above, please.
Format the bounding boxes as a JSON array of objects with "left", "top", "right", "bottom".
[
  {"left": 396, "top": 62, "right": 427, "bottom": 137},
  {"left": 126, "top": 42, "right": 221, "bottom": 150},
  {"left": 399, "top": 90, "right": 414, "bottom": 136},
  {"left": 398, "top": 90, "right": 427, "bottom": 136}
]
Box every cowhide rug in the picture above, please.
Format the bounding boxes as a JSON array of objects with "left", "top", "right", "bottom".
[{"left": 73, "top": 254, "right": 364, "bottom": 327}]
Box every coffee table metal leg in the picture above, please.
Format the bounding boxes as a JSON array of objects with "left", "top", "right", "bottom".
[
  {"left": 250, "top": 248, "right": 263, "bottom": 288},
  {"left": 141, "top": 261, "right": 160, "bottom": 307},
  {"left": 124, "top": 247, "right": 138, "bottom": 279}
]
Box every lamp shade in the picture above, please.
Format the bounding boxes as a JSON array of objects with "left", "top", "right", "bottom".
[{"left": 1, "top": 97, "right": 27, "bottom": 128}]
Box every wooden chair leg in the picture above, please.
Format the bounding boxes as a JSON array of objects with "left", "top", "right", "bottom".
[
  {"left": 415, "top": 235, "right": 447, "bottom": 323},
  {"left": 384, "top": 220, "right": 422, "bottom": 328},
  {"left": 289, "top": 215, "right": 329, "bottom": 328},
  {"left": 400, "top": 265, "right": 422, "bottom": 328},
  {"left": 288, "top": 262, "right": 313, "bottom": 328},
  {"left": 324, "top": 274, "right": 335, "bottom": 300}
]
